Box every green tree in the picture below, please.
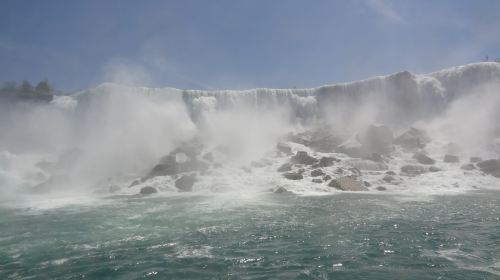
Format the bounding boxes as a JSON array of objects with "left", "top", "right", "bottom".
[
  {"left": 19, "top": 80, "right": 34, "bottom": 94},
  {"left": 35, "top": 79, "right": 52, "bottom": 95}
]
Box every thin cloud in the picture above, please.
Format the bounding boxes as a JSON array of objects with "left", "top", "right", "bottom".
[{"left": 367, "top": 0, "right": 403, "bottom": 23}]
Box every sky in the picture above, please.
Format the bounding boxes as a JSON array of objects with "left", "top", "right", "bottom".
[{"left": 1, "top": 0, "right": 500, "bottom": 91}]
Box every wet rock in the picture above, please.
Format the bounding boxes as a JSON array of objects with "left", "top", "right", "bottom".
[
  {"left": 276, "top": 142, "right": 293, "bottom": 155},
  {"left": 363, "top": 181, "right": 371, "bottom": 187},
  {"left": 386, "top": 170, "right": 396, "bottom": 175},
  {"left": 147, "top": 153, "right": 209, "bottom": 179},
  {"left": 328, "top": 176, "right": 367, "bottom": 191},
  {"left": 401, "top": 165, "right": 428, "bottom": 176},
  {"left": 175, "top": 174, "right": 196, "bottom": 192},
  {"left": 383, "top": 175, "right": 395, "bottom": 183},
  {"left": 274, "top": 186, "right": 293, "bottom": 194},
  {"left": 139, "top": 186, "right": 157, "bottom": 195},
  {"left": 323, "top": 175, "right": 332, "bottom": 181},
  {"left": 366, "top": 153, "right": 384, "bottom": 162},
  {"left": 376, "top": 186, "right": 387, "bottom": 191},
  {"left": 283, "top": 172, "right": 303, "bottom": 180},
  {"left": 477, "top": 159, "right": 500, "bottom": 177},
  {"left": 461, "top": 163, "right": 476, "bottom": 171},
  {"left": 128, "top": 179, "right": 140, "bottom": 188},
  {"left": 335, "top": 167, "right": 344, "bottom": 174},
  {"left": 394, "top": 127, "right": 429, "bottom": 150},
  {"left": 470, "top": 157, "right": 482, "bottom": 163},
  {"left": 318, "top": 156, "right": 338, "bottom": 167},
  {"left": 277, "top": 163, "right": 293, "bottom": 172},
  {"left": 413, "top": 153, "right": 435, "bottom": 165},
  {"left": 428, "top": 166, "right": 442, "bottom": 172},
  {"left": 312, "top": 178, "right": 323, "bottom": 184},
  {"left": 444, "top": 154, "right": 459, "bottom": 163},
  {"left": 310, "top": 169, "right": 325, "bottom": 177},
  {"left": 291, "top": 151, "right": 318, "bottom": 165}
]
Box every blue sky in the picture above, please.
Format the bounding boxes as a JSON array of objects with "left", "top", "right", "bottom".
[{"left": 1, "top": 0, "right": 500, "bottom": 91}]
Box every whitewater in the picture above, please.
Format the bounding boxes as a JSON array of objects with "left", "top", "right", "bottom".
[{"left": 1, "top": 62, "right": 500, "bottom": 279}]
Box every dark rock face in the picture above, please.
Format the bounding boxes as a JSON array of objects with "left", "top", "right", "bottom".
[
  {"left": 312, "top": 178, "right": 323, "bottom": 183},
  {"left": 323, "top": 175, "right": 332, "bottom": 181},
  {"left": 401, "top": 165, "right": 428, "bottom": 176},
  {"left": 175, "top": 174, "right": 196, "bottom": 192},
  {"left": 461, "top": 163, "right": 476, "bottom": 171},
  {"left": 413, "top": 153, "right": 435, "bottom": 165},
  {"left": 444, "top": 155, "right": 459, "bottom": 163},
  {"left": 276, "top": 142, "right": 293, "bottom": 155},
  {"left": 394, "top": 127, "right": 430, "bottom": 150},
  {"left": 358, "top": 124, "right": 394, "bottom": 154},
  {"left": 328, "top": 176, "right": 367, "bottom": 191},
  {"left": 277, "top": 163, "right": 293, "bottom": 172},
  {"left": 310, "top": 169, "right": 325, "bottom": 177},
  {"left": 428, "top": 166, "right": 442, "bottom": 172},
  {"left": 283, "top": 172, "right": 303, "bottom": 180},
  {"left": 477, "top": 159, "right": 500, "bottom": 177},
  {"left": 386, "top": 170, "right": 396, "bottom": 175},
  {"left": 376, "top": 186, "right": 387, "bottom": 191},
  {"left": 139, "top": 186, "right": 157, "bottom": 195},
  {"left": 291, "top": 151, "right": 318, "bottom": 165},
  {"left": 383, "top": 175, "right": 395, "bottom": 183},
  {"left": 274, "top": 186, "right": 293, "bottom": 194}
]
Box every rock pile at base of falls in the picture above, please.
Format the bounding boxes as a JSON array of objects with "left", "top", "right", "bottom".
[
  {"left": 337, "top": 124, "right": 394, "bottom": 158},
  {"left": 328, "top": 176, "right": 367, "bottom": 191}
]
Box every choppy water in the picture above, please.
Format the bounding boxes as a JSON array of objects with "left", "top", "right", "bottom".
[{"left": 1, "top": 191, "right": 500, "bottom": 280}]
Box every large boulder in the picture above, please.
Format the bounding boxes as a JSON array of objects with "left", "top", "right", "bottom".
[
  {"left": 477, "top": 159, "right": 500, "bottom": 178},
  {"left": 400, "top": 165, "right": 428, "bottom": 176},
  {"left": 175, "top": 174, "right": 197, "bottom": 192},
  {"left": 277, "top": 163, "right": 293, "bottom": 172},
  {"left": 394, "top": 127, "right": 430, "bottom": 150},
  {"left": 276, "top": 142, "right": 293, "bottom": 155},
  {"left": 317, "top": 156, "right": 338, "bottom": 167},
  {"left": 346, "top": 159, "right": 388, "bottom": 171},
  {"left": 139, "top": 186, "right": 157, "bottom": 195},
  {"left": 146, "top": 152, "right": 209, "bottom": 179},
  {"left": 310, "top": 169, "right": 325, "bottom": 177},
  {"left": 283, "top": 172, "right": 303, "bottom": 180},
  {"left": 290, "top": 151, "right": 318, "bottom": 165},
  {"left": 413, "top": 153, "right": 435, "bottom": 165},
  {"left": 328, "top": 176, "right": 367, "bottom": 191}
]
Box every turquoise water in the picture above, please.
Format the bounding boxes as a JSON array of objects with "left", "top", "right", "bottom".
[{"left": 1, "top": 191, "right": 499, "bottom": 279}]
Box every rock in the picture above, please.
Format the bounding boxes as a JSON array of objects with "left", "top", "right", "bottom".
[
  {"left": 147, "top": 153, "right": 209, "bottom": 179},
  {"left": 128, "top": 179, "right": 140, "bottom": 188},
  {"left": 358, "top": 124, "right": 394, "bottom": 154},
  {"left": 394, "top": 127, "right": 429, "bottom": 150},
  {"left": 470, "top": 157, "right": 482, "bottom": 163},
  {"left": 310, "top": 169, "right": 325, "bottom": 177},
  {"left": 428, "top": 166, "right": 442, "bottom": 172},
  {"left": 413, "top": 153, "right": 435, "bottom": 165},
  {"left": 274, "top": 186, "right": 293, "bottom": 194},
  {"left": 312, "top": 178, "right": 323, "bottom": 183},
  {"left": 366, "top": 153, "right": 384, "bottom": 162},
  {"left": 290, "top": 151, "right": 318, "bottom": 165},
  {"left": 175, "top": 174, "right": 196, "bottom": 192},
  {"left": 276, "top": 142, "right": 293, "bottom": 155},
  {"left": 335, "top": 167, "right": 344, "bottom": 174},
  {"left": 277, "top": 163, "right": 293, "bottom": 172},
  {"left": 386, "top": 170, "right": 396, "bottom": 175},
  {"left": 318, "top": 156, "right": 338, "bottom": 167},
  {"left": 323, "top": 175, "right": 332, "bottom": 181},
  {"left": 444, "top": 154, "right": 459, "bottom": 163},
  {"left": 328, "top": 176, "right": 367, "bottom": 191},
  {"left": 383, "top": 175, "right": 395, "bottom": 183},
  {"left": 461, "top": 163, "right": 476, "bottom": 171},
  {"left": 283, "top": 172, "right": 303, "bottom": 180},
  {"left": 347, "top": 159, "right": 388, "bottom": 171},
  {"left": 202, "top": 152, "right": 214, "bottom": 162},
  {"left": 401, "top": 165, "right": 428, "bottom": 176},
  {"left": 477, "top": 159, "right": 500, "bottom": 177},
  {"left": 139, "top": 186, "right": 157, "bottom": 195},
  {"left": 376, "top": 186, "right": 387, "bottom": 191},
  {"left": 363, "top": 181, "right": 371, "bottom": 187}
]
